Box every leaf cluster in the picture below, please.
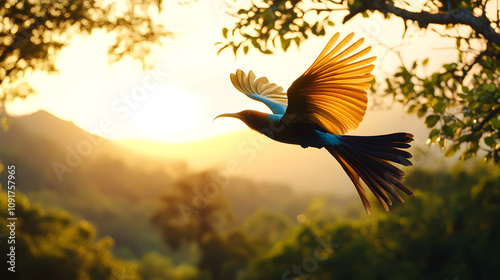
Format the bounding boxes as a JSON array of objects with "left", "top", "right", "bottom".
[
  {"left": 150, "top": 171, "right": 234, "bottom": 250},
  {"left": 0, "top": 0, "right": 168, "bottom": 106},
  {"left": 388, "top": 41, "right": 500, "bottom": 163},
  {"left": 217, "top": 0, "right": 338, "bottom": 55}
]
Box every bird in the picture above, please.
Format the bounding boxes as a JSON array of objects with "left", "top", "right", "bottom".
[{"left": 215, "top": 32, "right": 414, "bottom": 214}]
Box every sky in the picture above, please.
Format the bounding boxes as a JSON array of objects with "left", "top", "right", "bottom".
[{"left": 7, "top": 0, "right": 458, "bottom": 143}]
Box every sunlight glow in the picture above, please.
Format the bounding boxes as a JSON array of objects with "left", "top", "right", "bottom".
[{"left": 128, "top": 85, "right": 204, "bottom": 143}]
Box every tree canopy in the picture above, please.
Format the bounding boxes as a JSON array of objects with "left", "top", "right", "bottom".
[
  {"left": 0, "top": 0, "right": 168, "bottom": 114},
  {"left": 0, "top": 190, "right": 141, "bottom": 280},
  {"left": 219, "top": 0, "right": 500, "bottom": 164},
  {"left": 148, "top": 156, "right": 500, "bottom": 280},
  {"left": 150, "top": 171, "right": 251, "bottom": 280},
  {"left": 243, "top": 161, "right": 500, "bottom": 280}
]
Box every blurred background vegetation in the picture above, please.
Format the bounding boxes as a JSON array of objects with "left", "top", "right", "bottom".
[
  {"left": 1, "top": 0, "right": 500, "bottom": 279},
  {"left": 1, "top": 111, "right": 499, "bottom": 280}
]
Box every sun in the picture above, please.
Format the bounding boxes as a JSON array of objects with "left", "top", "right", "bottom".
[{"left": 128, "top": 85, "right": 204, "bottom": 143}]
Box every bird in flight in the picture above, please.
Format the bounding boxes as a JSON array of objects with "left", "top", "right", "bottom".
[{"left": 215, "top": 32, "right": 414, "bottom": 214}]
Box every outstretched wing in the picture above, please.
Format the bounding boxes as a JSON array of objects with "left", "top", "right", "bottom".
[
  {"left": 230, "top": 69, "right": 288, "bottom": 115},
  {"left": 283, "top": 32, "right": 376, "bottom": 135}
]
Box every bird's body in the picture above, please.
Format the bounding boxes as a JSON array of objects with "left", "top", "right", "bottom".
[
  {"left": 241, "top": 110, "right": 331, "bottom": 148},
  {"left": 271, "top": 123, "right": 334, "bottom": 149},
  {"left": 216, "top": 32, "right": 414, "bottom": 214}
]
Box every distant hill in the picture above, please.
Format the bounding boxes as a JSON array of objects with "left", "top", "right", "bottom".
[
  {"left": 1, "top": 109, "right": 351, "bottom": 194},
  {"left": 10, "top": 109, "right": 357, "bottom": 194},
  {"left": 16, "top": 110, "right": 108, "bottom": 147}
]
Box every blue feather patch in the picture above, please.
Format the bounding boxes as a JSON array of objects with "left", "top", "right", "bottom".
[
  {"left": 248, "top": 94, "right": 287, "bottom": 115},
  {"left": 316, "top": 131, "right": 342, "bottom": 146}
]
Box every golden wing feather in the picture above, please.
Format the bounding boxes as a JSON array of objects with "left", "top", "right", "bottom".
[{"left": 284, "top": 32, "right": 376, "bottom": 135}]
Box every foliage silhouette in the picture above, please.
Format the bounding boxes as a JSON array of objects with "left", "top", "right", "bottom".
[{"left": 0, "top": 0, "right": 168, "bottom": 115}]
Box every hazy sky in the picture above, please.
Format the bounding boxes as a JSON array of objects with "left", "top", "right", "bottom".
[{"left": 8, "top": 0, "right": 457, "bottom": 143}]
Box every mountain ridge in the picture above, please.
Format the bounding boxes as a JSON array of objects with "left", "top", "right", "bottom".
[{"left": 5, "top": 110, "right": 355, "bottom": 194}]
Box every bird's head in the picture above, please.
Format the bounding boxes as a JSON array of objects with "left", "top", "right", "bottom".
[{"left": 214, "top": 110, "right": 270, "bottom": 131}]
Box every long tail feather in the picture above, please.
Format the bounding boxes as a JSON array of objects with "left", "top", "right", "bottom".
[{"left": 326, "top": 133, "right": 414, "bottom": 214}]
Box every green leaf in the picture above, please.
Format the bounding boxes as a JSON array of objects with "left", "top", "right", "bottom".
[
  {"left": 222, "top": 28, "right": 228, "bottom": 39},
  {"left": 422, "top": 58, "right": 429, "bottom": 66},
  {"left": 490, "top": 117, "right": 500, "bottom": 129},
  {"left": 438, "top": 137, "right": 446, "bottom": 149},
  {"left": 433, "top": 98, "right": 446, "bottom": 114},
  {"left": 417, "top": 104, "right": 428, "bottom": 118},
  {"left": 458, "top": 134, "right": 470, "bottom": 142},
  {"left": 243, "top": 45, "right": 249, "bottom": 55},
  {"left": 442, "top": 125, "right": 454, "bottom": 138},
  {"left": 263, "top": 49, "right": 273, "bottom": 55},
  {"left": 281, "top": 37, "right": 291, "bottom": 52},
  {"left": 408, "top": 104, "right": 417, "bottom": 114},
  {"left": 251, "top": 38, "right": 260, "bottom": 50},
  {"left": 425, "top": 115, "right": 440, "bottom": 128},
  {"left": 294, "top": 37, "right": 301, "bottom": 47},
  {"left": 443, "top": 63, "right": 457, "bottom": 71},
  {"left": 445, "top": 142, "right": 460, "bottom": 157},
  {"left": 462, "top": 147, "right": 476, "bottom": 160},
  {"left": 311, "top": 22, "right": 319, "bottom": 35},
  {"left": 327, "top": 20, "right": 334, "bottom": 26},
  {"left": 429, "top": 128, "right": 440, "bottom": 142},
  {"left": 484, "top": 136, "right": 497, "bottom": 148}
]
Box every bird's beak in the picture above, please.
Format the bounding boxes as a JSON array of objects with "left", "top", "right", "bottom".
[{"left": 213, "top": 113, "right": 242, "bottom": 122}]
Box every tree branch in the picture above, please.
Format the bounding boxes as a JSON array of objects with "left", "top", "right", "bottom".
[
  {"left": 343, "top": 1, "right": 500, "bottom": 47},
  {"left": 471, "top": 105, "right": 500, "bottom": 134}
]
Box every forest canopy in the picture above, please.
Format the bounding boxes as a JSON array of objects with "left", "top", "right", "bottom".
[{"left": 2, "top": 155, "right": 499, "bottom": 279}]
